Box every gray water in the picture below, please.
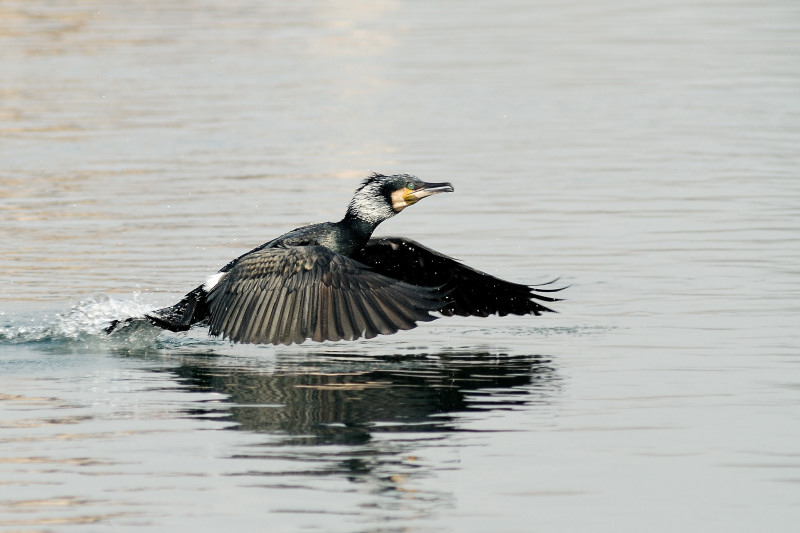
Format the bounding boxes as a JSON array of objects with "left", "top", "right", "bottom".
[{"left": 2, "top": 1, "right": 800, "bottom": 531}]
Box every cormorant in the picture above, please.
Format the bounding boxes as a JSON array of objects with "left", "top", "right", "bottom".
[{"left": 107, "top": 173, "right": 563, "bottom": 344}]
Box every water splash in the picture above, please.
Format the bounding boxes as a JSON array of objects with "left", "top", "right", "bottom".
[{"left": 0, "top": 293, "right": 155, "bottom": 345}]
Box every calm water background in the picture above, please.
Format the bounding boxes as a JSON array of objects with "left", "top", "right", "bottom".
[{"left": 2, "top": 0, "right": 799, "bottom": 531}]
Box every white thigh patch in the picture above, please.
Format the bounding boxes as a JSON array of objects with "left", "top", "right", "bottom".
[{"left": 203, "top": 272, "right": 226, "bottom": 291}]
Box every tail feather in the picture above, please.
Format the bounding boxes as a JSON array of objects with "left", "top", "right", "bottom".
[{"left": 105, "top": 285, "right": 210, "bottom": 335}]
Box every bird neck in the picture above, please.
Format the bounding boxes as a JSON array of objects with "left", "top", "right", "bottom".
[
  {"left": 345, "top": 190, "right": 396, "bottom": 225},
  {"left": 337, "top": 194, "right": 396, "bottom": 255},
  {"left": 340, "top": 210, "right": 382, "bottom": 243}
]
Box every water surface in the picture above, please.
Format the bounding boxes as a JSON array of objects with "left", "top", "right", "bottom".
[{"left": 2, "top": 0, "right": 800, "bottom": 531}]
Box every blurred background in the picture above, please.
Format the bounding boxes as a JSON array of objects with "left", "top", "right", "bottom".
[{"left": 1, "top": 1, "right": 799, "bottom": 531}]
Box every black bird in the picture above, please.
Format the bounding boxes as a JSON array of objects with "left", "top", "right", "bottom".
[{"left": 107, "top": 173, "right": 562, "bottom": 345}]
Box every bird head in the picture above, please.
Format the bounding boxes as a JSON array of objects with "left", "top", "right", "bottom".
[{"left": 347, "top": 173, "right": 454, "bottom": 226}]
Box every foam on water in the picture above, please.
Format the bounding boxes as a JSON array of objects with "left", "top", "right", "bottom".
[{"left": 0, "top": 293, "right": 156, "bottom": 346}]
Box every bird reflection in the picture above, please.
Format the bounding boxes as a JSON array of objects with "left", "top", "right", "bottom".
[{"left": 164, "top": 351, "right": 559, "bottom": 445}]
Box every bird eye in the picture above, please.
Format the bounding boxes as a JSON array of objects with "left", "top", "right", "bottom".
[{"left": 406, "top": 182, "right": 416, "bottom": 190}]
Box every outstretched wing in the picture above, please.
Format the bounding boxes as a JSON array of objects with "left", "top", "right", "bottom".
[
  {"left": 351, "top": 237, "right": 563, "bottom": 317},
  {"left": 205, "top": 245, "right": 444, "bottom": 345}
]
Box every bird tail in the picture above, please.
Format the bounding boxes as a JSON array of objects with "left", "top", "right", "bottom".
[
  {"left": 104, "top": 316, "right": 151, "bottom": 334},
  {"left": 105, "top": 285, "right": 210, "bottom": 335}
]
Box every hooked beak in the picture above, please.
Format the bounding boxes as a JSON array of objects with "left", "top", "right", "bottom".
[
  {"left": 392, "top": 180, "right": 454, "bottom": 212},
  {"left": 406, "top": 181, "right": 454, "bottom": 201}
]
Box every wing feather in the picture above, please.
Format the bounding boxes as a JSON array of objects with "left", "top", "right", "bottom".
[
  {"left": 333, "top": 287, "right": 355, "bottom": 341},
  {"left": 342, "top": 289, "right": 370, "bottom": 341},
  {"left": 361, "top": 289, "right": 394, "bottom": 336},
  {"left": 353, "top": 291, "right": 380, "bottom": 339},
  {"left": 266, "top": 287, "right": 289, "bottom": 343},
  {"left": 206, "top": 245, "right": 444, "bottom": 345},
  {"left": 228, "top": 282, "right": 256, "bottom": 337},
  {"left": 247, "top": 280, "right": 278, "bottom": 343},
  {"left": 373, "top": 290, "right": 417, "bottom": 330},
  {"left": 276, "top": 287, "right": 297, "bottom": 345},
  {"left": 351, "top": 237, "right": 564, "bottom": 317}
]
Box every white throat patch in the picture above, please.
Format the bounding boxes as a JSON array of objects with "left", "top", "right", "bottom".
[{"left": 347, "top": 181, "right": 396, "bottom": 225}]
